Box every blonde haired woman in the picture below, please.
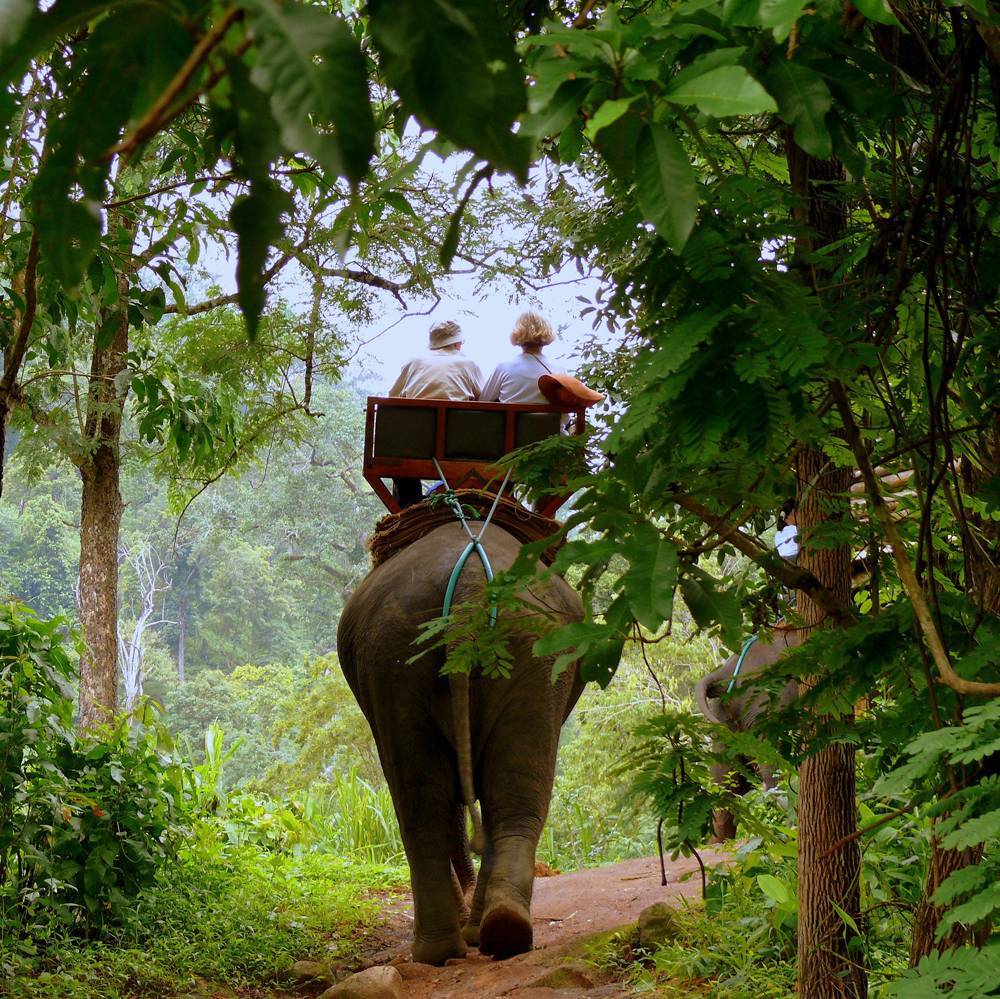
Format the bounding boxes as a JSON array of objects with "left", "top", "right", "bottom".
[{"left": 480, "top": 311, "right": 564, "bottom": 404}]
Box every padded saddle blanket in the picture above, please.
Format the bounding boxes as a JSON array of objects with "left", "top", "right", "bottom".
[{"left": 367, "top": 490, "right": 564, "bottom": 569}]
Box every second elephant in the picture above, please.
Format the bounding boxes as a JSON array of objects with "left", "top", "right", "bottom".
[{"left": 696, "top": 627, "right": 799, "bottom": 839}]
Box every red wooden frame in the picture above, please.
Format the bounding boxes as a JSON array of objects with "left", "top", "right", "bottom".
[{"left": 363, "top": 396, "right": 587, "bottom": 518}]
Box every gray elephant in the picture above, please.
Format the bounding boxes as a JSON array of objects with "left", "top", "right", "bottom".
[
  {"left": 337, "top": 521, "right": 584, "bottom": 965},
  {"left": 696, "top": 627, "right": 799, "bottom": 840}
]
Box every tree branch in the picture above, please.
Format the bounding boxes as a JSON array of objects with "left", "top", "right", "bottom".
[
  {"left": 831, "top": 379, "right": 1000, "bottom": 697},
  {"left": 0, "top": 230, "right": 40, "bottom": 401},
  {"left": 673, "top": 494, "right": 858, "bottom": 625},
  {"left": 106, "top": 7, "right": 243, "bottom": 161}
]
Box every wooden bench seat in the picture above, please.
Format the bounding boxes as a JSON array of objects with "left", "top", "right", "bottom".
[{"left": 363, "top": 396, "right": 586, "bottom": 517}]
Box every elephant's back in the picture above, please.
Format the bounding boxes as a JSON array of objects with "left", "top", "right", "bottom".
[{"left": 337, "top": 522, "right": 580, "bottom": 676}]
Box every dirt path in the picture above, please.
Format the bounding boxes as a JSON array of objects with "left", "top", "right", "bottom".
[{"left": 357, "top": 850, "right": 727, "bottom": 998}]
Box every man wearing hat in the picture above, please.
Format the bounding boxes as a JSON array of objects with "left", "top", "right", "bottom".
[
  {"left": 388, "top": 320, "right": 483, "bottom": 401},
  {"left": 387, "top": 320, "right": 484, "bottom": 506}
]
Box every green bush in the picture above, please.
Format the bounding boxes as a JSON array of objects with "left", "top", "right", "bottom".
[{"left": 0, "top": 603, "right": 184, "bottom": 938}]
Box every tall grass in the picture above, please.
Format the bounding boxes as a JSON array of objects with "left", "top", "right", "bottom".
[{"left": 307, "top": 768, "right": 404, "bottom": 864}]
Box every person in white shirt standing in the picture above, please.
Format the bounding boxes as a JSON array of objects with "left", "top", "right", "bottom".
[
  {"left": 479, "top": 311, "right": 563, "bottom": 404},
  {"left": 387, "top": 320, "right": 484, "bottom": 507}
]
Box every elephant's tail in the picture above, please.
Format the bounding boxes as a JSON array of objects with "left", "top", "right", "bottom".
[
  {"left": 449, "top": 670, "right": 487, "bottom": 855},
  {"left": 696, "top": 672, "right": 727, "bottom": 726}
]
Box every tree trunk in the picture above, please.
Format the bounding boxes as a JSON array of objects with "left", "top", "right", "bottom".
[
  {"left": 910, "top": 840, "right": 985, "bottom": 962},
  {"left": 909, "top": 415, "right": 999, "bottom": 961},
  {"left": 0, "top": 231, "right": 40, "bottom": 501},
  {"left": 76, "top": 217, "right": 133, "bottom": 730},
  {"left": 177, "top": 593, "right": 186, "bottom": 684},
  {"left": 78, "top": 451, "right": 124, "bottom": 728},
  {"left": 787, "top": 133, "right": 866, "bottom": 998},
  {"left": 795, "top": 448, "right": 866, "bottom": 999}
]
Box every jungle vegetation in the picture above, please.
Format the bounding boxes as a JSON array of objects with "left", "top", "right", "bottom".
[{"left": 1, "top": 0, "right": 998, "bottom": 997}]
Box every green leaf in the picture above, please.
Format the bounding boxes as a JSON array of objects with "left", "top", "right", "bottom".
[
  {"left": 852, "top": 0, "right": 901, "bottom": 25},
  {"left": 634, "top": 124, "right": 697, "bottom": 254},
  {"left": 368, "top": 0, "right": 530, "bottom": 178},
  {"left": 578, "top": 638, "right": 624, "bottom": 688},
  {"left": 27, "top": 5, "right": 192, "bottom": 287},
  {"left": 764, "top": 60, "right": 833, "bottom": 159},
  {"left": 617, "top": 529, "right": 678, "bottom": 631},
  {"left": 678, "top": 567, "right": 743, "bottom": 649},
  {"left": 0, "top": 0, "right": 122, "bottom": 85},
  {"left": 439, "top": 202, "right": 463, "bottom": 268},
  {"left": 941, "top": 808, "right": 1000, "bottom": 851},
  {"left": 522, "top": 78, "right": 588, "bottom": 139},
  {"left": 243, "top": 0, "right": 375, "bottom": 184},
  {"left": 230, "top": 180, "right": 293, "bottom": 338},
  {"left": 757, "top": 873, "right": 791, "bottom": 904},
  {"left": 225, "top": 57, "right": 283, "bottom": 183},
  {"left": 533, "top": 620, "right": 609, "bottom": 657},
  {"left": 583, "top": 97, "right": 636, "bottom": 141},
  {"left": 757, "top": 0, "right": 809, "bottom": 40},
  {"left": 0, "top": 0, "right": 33, "bottom": 47},
  {"left": 666, "top": 65, "right": 777, "bottom": 117}
]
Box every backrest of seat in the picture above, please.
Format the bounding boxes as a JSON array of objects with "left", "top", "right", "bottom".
[
  {"left": 444, "top": 409, "right": 506, "bottom": 461},
  {"left": 514, "top": 411, "right": 561, "bottom": 448},
  {"left": 372, "top": 405, "right": 437, "bottom": 459}
]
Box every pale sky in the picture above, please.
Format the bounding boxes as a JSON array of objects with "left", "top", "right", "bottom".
[
  {"left": 347, "top": 265, "right": 601, "bottom": 393},
  {"left": 196, "top": 147, "right": 604, "bottom": 393}
]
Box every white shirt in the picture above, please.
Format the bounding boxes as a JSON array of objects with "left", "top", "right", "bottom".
[
  {"left": 388, "top": 349, "right": 483, "bottom": 401},
  {"left": 775, "top": 525, "right": 799, "bottom": 559},
  {"left": 480, "top": 351, "right": 564, "bottom": 404}
]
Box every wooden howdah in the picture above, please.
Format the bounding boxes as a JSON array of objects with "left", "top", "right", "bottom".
[{"left": 363, "top": 396, "right": 586, "bottom": 519}]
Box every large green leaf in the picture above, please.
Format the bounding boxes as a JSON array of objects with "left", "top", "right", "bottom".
[
  {"left": 230, "top": 180, "right": 293, "bottom": 338},
  {"left": 616, "top": 527, "right": 678, "bottom": 631},
  {"left": 678, "top": 566, "right": 743, "bottom": 650},
  {"left": 634, "top": 123, "right": 697, "bottom": 254},
  {"left": 756, "top": 0, "right": 809, "bottom": 39},
  {"left": 764, "top": 60, "right": 833, "bottom": 159},
  {"left": 851, "top": 0, "right": 900, "bottom": 25},
  {"left": 0, "top": 0, "right": 125, "bottom": 85},
  {"left": 665, "top": 65, "right": 777, "bottom": 117},
  {"left": 368, "top": 0, "right": 530, "bottom": 179},
  {"left": 243, "top": 0, "right": 375, "bottom": 184},
  {"left": 0, "top": 0, "right": 33, "bottom": 47},
  {"left": 28, "top": 5, "right": 193, "bottom": 286}
]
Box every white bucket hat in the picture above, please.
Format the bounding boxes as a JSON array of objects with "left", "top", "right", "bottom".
[{"left": 428, "top": 320, "right": 463, "bottom": 350}]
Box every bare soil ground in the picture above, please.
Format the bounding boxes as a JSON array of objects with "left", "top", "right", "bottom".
[{"left": 356, "top": 850, "right": 727, "bottom": 998}]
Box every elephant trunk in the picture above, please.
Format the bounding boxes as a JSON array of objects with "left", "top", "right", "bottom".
[
  {"left": 450, "top": 670, "right": 487, "bottom": 855},
  {"left": 696, "top": 669, "right": 728, "bottom": 726}
]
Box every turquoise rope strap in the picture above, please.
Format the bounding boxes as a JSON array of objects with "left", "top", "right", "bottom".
[
  {"left": 442, "top": 539, "right": 497, "bottom": 625},
  {"left": 431, "top": 459, "right": 512, "bottom": 629},
  {"left": 727, "top": 634, "right": 759, "bottom": 694}
]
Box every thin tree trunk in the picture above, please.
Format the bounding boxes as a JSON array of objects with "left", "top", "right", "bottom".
[
  {"left": 0, "top": 231, "right": 40, "bottom": 500},
  {"left": 77, "top": 213, "right": 134, "bottom": 730},
  {"left": 177, "top": 593, "right": 186, "bottom": 684},
  {"left": 77, "top": 319, "right": 128, "bottom": 729},
  {"left": 795, "top": 449, "right": 866, "bottom": 999}
]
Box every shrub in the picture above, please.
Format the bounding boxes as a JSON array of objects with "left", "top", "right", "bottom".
[{"left": 0, "top": 603, "right": 184, "bottom": 938}]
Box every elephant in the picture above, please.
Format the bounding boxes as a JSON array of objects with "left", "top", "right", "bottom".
[
  {"left": 337, "top": 521, "right": 585, "bottom": 965},
  {"left": 695, "top": 626, "right": 800, "bottom": 840}
]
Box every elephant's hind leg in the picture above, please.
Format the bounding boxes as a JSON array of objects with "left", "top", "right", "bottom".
[
  {"left": 373, "top": 717, "right": 467, "bottom": 965},
  {"left": 476, "top": 721, "right": 560, "bottom": 958}
]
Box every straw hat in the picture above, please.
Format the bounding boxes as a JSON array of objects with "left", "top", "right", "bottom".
[
  {"left": 538, "top": 373, "right": 604, "bottom": 407},
  {"left": 428, "top": 320, "right": 463, "bottom": 350}
]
